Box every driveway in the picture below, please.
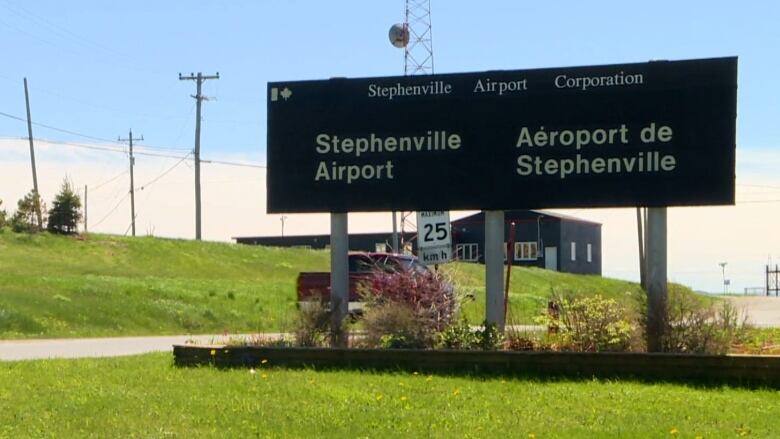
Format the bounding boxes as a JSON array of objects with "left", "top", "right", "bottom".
[
  {"left": 0, "top": 334, "right": 265, "bottom": 361},
  {"left": 725, "top": 296, "right": 780, "bottom": 327}
]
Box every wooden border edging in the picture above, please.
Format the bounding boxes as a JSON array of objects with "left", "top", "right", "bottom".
[{"left": 173, "top": 345, "right": 780, "bottom": 387}]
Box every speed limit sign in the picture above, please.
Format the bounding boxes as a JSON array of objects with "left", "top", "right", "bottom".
[{"left": 416, "top": 211, "right": 452, "bottom": 265}]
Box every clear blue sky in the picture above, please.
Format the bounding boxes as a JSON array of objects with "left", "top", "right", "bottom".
[{"left": 1, "top": 0, "right": 779, "bottom": 158}]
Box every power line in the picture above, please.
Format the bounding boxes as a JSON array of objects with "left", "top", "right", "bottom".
[
  {"left": 91, "top": 191, "right": 130, "bottom": 229},
  {"left": 0, "top": 136, "right": 188, "bottom": 160},
  {"left": 91, "top": 169, "right": 129, "bottom": 191},
  {"left": 0, "top": 110, "right": 190, "bottom": 152},
  {"left": 135, "top": 152, "right": 192, "bottom": 192},
  {"left": 200, "top": 159, "right": 266, "bottom": 169},
  {"left": 0, "top": 109, "right": 119, "bottom": 143},
  {"left": 2, "top": 136, "right": 267, "bottom": 169}
]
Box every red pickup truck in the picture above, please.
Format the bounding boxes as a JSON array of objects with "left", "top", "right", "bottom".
[{"left": 296, "top": 252, "right": 430, "bottom": 314}]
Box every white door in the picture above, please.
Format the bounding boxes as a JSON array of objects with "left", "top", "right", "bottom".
[{"left": 544, "top": 246, "right": 558, "bottom": 271}]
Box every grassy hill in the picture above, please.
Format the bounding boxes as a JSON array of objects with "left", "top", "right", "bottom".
[{"left": 1, "top": 231, "right": 659, "bottom": 339}]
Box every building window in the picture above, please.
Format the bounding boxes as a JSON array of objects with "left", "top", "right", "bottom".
[
  {"left": 375, "top": 243, "right": 388, "bottom": 253},
  {"left": 587, "top": 243, "right": 592, "bottom": 263},
  {"left": 455, "top": 243, "right": 479, "bottom": 261},
  {"left": 514, "top": 242, "right": 538, "bottom": 261},
  {"left": 571, "top": 242, "right": 576, "bottom": 261}
]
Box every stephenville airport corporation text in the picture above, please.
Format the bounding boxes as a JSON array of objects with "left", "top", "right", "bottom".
[{"left": 309, "top": 71, "right": 679, "bottom": 184}]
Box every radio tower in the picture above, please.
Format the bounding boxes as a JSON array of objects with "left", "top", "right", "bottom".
[
  {"left": 403, "top": 0, "right": 434, "bottom": 75},
  {"left": 390, "top": 0, "right": 434, "bottom": 253}
]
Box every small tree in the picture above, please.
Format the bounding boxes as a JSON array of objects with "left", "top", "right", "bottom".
[
  {"left": 11, "top": 190, "right": 46, "bottom": 233},
  {"left": 0, "top": 199, "right": 7, "bottom": 229},
  {"left": 48, "top": 179, "right": 82, "bottom": 235}
]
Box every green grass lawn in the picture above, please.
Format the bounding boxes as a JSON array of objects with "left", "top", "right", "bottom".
[
  {"left": 0, "top": 231, "right": 682, "bottom": 339},
  {"left": 0, "top": 353, "right": 776, "bottom": 438},
  {"left": 0, "top": 232, "right": 328, "bottom": 338}
]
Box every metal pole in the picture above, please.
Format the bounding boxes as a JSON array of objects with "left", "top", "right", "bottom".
[
  {"left": 179, "top": 72, "right": 218, "bottom": 240},
  {"left": 484, "top": 210, "right": 505, "bottom": 330},
  {"left": 129, "top": 130, "right": 136, "bottom": 237},
  {"left": 503, "top": 221, "right": 516, "bottom": 323},
  {"left": 84, "top": 185, "right": 88, "bottom": 233},
  {"left": 23, "top": 78, "right": 42, "bottom": 229},
  {"left": 636, "top": 207, "right": 646, "bottom": 290},
  {"left": 194, "top": 74, "right": 203, "bottom": 240},
  {"left": 391, "top": 211, "right": 399, "bottom": 252},
  {"left": 646, "top": 207, "right": 667, "bottom": 352},
  {"left": 330, "top": 212, "right": 349, "bottom": 347}
]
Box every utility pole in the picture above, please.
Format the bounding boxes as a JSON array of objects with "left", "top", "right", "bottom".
[
  {"left": 23, "top": 78, "right": 43, "bottom": 229},
  {"left": 118, "top": 130, "right": 143, "bottom": 237},
  {"left": 179, "top": 72, "right": 219, "bottom": 240},
  {"left": 84, "top": 185, "right": 88, "bottom": 233}
]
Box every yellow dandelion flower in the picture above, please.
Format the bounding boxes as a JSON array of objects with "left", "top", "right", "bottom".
[
  {"left": 376, "top": 394, "right": 383, "bottom": 401},
  {"left": 209, "top": 349, "right": 216, "bottom": 356},
  {"left": 400, "top": 396, "right": 407, "bottom": 401},
  {"left": 528, "top": 433, "right": 536, "bottom": 439},
  {"left": 670, "top": 427, "right": 679, "bottom": 436},
  {"left": 739, "top": 432, "right": 748, "bottom": 437},
  {"left": 695, "top": 436, "right": 703, "bottom": 439},
  {"left": 261, "top": 373, "right": 268, "bottom": 379},
  {"left": 453, "top": 389, "right": 461, "bottom": 396},
  {"left": 426, "top": 376, "right": 433, "bottom": 382}
]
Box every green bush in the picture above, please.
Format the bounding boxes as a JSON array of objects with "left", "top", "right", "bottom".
[
  {"left": 536, "top": 294, "right": 636, "bottom": 352},
  {"left": 436, "top": 317, "right": 478, "bottom": 349},
  {"left": 659, "top": 285, "right": 746, "bottom": 354},
  {"left": 11, "top": 190, "right": 46, "bottom": 233},
  {"left": 0, "top": 199, "right": 7, "bottom": 230},
  {"left": 435, "top": 318, "right": 504, "bottom": 350}
]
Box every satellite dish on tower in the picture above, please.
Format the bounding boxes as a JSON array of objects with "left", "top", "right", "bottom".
[{"left": 388, "top": 23, "right": 409, "bottom": 48}]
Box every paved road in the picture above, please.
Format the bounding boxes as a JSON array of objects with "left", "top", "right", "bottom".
[
  {"left": 0, "top": 327, "right": 543, "bottom": 361},
  {"left": 0, "top": 334, "right": 247, "bottom": 361},
  {"left": 725, "top": 296, "right": 780, "bottom": 327}
]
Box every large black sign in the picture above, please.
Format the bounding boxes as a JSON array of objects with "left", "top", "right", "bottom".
[{"left": 267, "top": 57, "right": 737, "bottom": 213}]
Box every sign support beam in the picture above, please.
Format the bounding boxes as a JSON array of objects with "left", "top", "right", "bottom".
[
  {"left": 485, "top": 210, "right": 505, "bottom": 331},
  {"left": 330, "top": 212, "right": 349, "bottom": 348},
  {"left": 646, "top": 207, "right": 667, "bottom": 352}
]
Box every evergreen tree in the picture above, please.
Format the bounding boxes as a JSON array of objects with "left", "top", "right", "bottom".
[
  {"left": 48, "top": 180, "right": 82, "bottom": 235},
  {"left": 11, "top": 190, "right": 46, "bottom": 233}
]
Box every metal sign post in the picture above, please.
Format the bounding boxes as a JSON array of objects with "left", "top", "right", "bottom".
[
  {"left": 485, "top": 210, "right": 505, "bottom": 331},
  {"left": 330, "top": 213, "right": 349, "bottom": 347},
  {"left": 646, "top": 207, "right": 667, "bottom": 352}
]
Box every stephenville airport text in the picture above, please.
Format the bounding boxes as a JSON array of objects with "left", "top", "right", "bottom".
[{"left": 311, "top": 122, "right": 677, "bottom": 184}]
